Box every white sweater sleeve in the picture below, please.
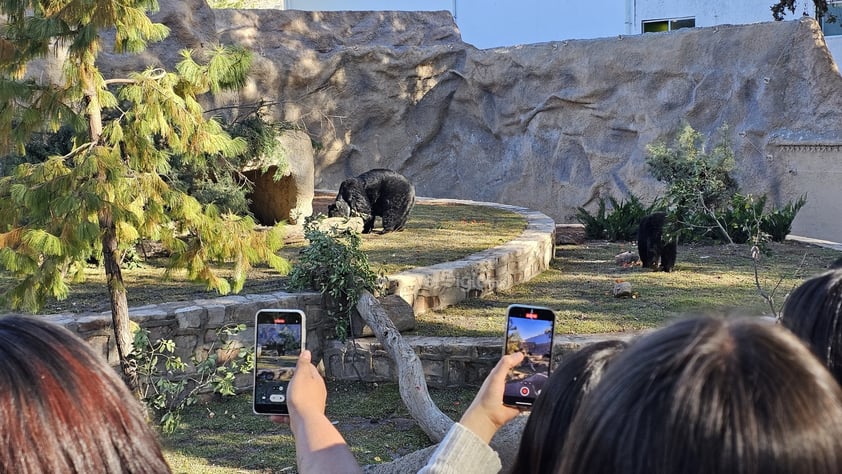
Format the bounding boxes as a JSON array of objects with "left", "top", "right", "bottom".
[{"left": 417, "top": 422, "right": 502, "bottom": 474}]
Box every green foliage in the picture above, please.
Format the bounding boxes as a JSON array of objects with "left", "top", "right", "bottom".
[
  {"left": 4, "top": 112, "right": 291, "bottom": 218},
  {"left": 288, "top": 216, "right": 378, "bottom": 340},
  {"left": 229, "top": 114, "right": 292, "bottom": 175},
  {"left": 576, "top": 194, "right": 663, "bottom": 241},
  {"left": 130, "top": 323, "right": 254, "bottom": 434},
  {"left": 169, "top": 110, "right": 291, "bottom": 216},
  {"left": 645, "top": 125, "right": 807, "bottom": 246},
  {"left": 576, "top": 198, "right": 609, "bottom": 240},
  {"left": 207, "top": 0, "right": 249, "bottom": 8},
  {"left": 0, "top": 126, "right": 75, "bottom": 177},
  {"left": 0, "top": 1, "right": 293, "bottom": 391},
  {"left": 720, "top": 194, "right": 767, "bottom": 245},
  {"left": 761, "top": 194, "right": 807, "bottom": 242},
  {"left": 646, "top": 124, "right": 738, "bottom": 242},
  {"left": 0, "top": 2, "right": 290, "bottom": 313}
]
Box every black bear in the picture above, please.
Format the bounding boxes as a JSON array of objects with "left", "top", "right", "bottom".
[
  {"left": 637, "top": 212, "right": 677, "bottom": 272},
  {"left": 328, "top": 168, "right": 415, "bottom": 234}
]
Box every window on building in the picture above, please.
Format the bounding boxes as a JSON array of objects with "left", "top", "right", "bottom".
[
  {"left": 821, "top": 2, "right": 842, "bottom": 36},
  {"left": 642, "top": 17, "right": 695, "bottom": 33}
]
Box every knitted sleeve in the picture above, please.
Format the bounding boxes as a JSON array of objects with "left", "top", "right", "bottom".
[{"left": 417, "top": 422, "right": 502, "bottom": 474}]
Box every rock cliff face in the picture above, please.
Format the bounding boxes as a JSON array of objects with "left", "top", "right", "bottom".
[{"left": 98, "top": 3, "right": 842, "bottom": 226}]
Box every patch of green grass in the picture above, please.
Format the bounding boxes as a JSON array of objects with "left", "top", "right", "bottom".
[
  {"left": 357, "top": 203, "right": 527, "bottom": 275},
  {"left": 161, "top": 381, "right": 477, "bottom": 473},
  {"left": 415, "top": 240, "right": 842, "bottom": 337}
]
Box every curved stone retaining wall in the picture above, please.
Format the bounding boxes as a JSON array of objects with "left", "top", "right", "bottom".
[
  {"left": 388, "top": 198, "right": 556, "bottom": 314},
  {"left": 32, "top": 199, "right": 555, "bottom": 388}
]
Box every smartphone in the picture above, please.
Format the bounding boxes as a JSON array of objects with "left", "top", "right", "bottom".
[
  {"left": 253, "top": 309, "right": 306, "bottom": 415},
  {"left": 502, "top": 304, "right": 556, "bottom": 408}
]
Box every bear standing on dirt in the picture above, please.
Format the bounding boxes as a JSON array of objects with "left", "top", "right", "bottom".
[
  {"left": 637, "top": 212, "right": 677, "bottom": 272},
  {"left": 328, "top": 168, "right": 415, "bottom": 234}
]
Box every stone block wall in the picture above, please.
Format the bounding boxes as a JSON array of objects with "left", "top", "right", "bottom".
[
  {"left": 324, "top": 333, "right": 636, "bottom": 388},
  {"left": 43, "top": 291, "right": 331, "bottom": 370}
]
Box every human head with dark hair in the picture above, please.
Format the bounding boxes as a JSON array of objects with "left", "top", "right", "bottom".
[
  {"left": 782, "top": 268, "right": 842, "bottom": 384},
  {"left": 0, "top": 316, "right": 171, "bottom": 473},
  {"left": 557, "top": 315, "right": 842, "bottom": 474},
  {"left": 510, "top": 339, "right": 627, "bottom": 474}
]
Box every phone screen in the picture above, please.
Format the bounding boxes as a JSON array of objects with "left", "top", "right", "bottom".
[
  {"left": 503, "top": 304, "right": 556, "bottom": 407},
  {"left": 253, "top": 309, "right": 305, "bottom": 415}
]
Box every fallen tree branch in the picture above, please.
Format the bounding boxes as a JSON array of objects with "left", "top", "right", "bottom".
[{"left": 355, "top": 290, "right": 453, "bottom": 442}]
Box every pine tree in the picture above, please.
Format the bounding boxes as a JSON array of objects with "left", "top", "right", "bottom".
[{"left": 0, "top": 0, "right": 290, "bottom": 389}]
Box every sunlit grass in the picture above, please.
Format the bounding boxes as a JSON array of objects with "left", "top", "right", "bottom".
[
  {"left": 356, "top": 203, "right": 527, "bottom": 275},
  {"left": 161, "top": 382, "right": 476, "bottom": 473},
  {"left": 416, "top": 240, "right": 841, "bottom": 336}
]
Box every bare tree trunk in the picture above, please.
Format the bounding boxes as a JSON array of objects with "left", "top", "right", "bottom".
[
  {"left": 355, "top": 291, "right": 453, "bottom": 442},
  {"left": 81, "top": 58, "right": 137, "bottom": 392},
  {"left": 101, "top": 221, "right": 138, "bottom": 392}
]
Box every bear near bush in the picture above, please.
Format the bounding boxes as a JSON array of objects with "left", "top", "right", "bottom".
[
  {"left": 637, "top": 212, "right": 677, "bottom": 272},
  {"left": 328, "top": 168, "right": 416, "bottom": 234}
]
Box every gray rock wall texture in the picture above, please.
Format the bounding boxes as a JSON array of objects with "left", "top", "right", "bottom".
[{"left": 97, "top": 3, "right": 842, "bottom": 227}]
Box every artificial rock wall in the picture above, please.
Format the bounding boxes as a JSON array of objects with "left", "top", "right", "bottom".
[{"left": 97, "top": 2, "right": 842, "bottom": 240}]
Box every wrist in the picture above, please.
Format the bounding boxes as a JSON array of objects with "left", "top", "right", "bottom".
[
  {"left": 459, "top": 409, "right": 499, "bottom": 444},
  {"left": 289, "top": 409, "right": 327, "bottom": 433}
]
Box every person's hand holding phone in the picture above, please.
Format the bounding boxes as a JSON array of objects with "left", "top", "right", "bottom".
[
  {"left": 271, "top": 350, "right": 363, "bottom": 473},
  {"left": 459, "top": 351, "right": 526, "bottom": 444},
  {"left": 270, "top": 350, "right": 325, "bottom": 426},
  {"left": 253, "top": 309, "right": 305, "bottom": 415}
]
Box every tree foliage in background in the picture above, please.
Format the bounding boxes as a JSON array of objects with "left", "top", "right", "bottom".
[
  {"left": 645, "top": 124, "right": 739, "bottom": 243},
  {"left": 771, "top": 0, "right": 831, "bottom": 21},
  {"left": 0, "top": 0, "right": 289, "bottom": 389},
  {"left": 169, "top": 110, "right": 293, "bottom": 216},
  {"left": 208, "top": 0, "right": 249, "bottom": 8},
  {"left": 645, "top": 124, "right": 807, "bottom": 246},
  {"left": 762, "top": 194, "right": 807, "bottom": 242}
]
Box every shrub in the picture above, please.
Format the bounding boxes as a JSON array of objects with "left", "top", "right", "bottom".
[
  {"left": 719, "top": 193, "right": 767, "bottom": 245},
  {"left": 130, "top": 323, "right": 254, "bottom": 434},
  {"left": 646, "top": 124, "right": 739, "bottom": 243},
  {"left": 576, "top": 194, "right": 663, "bottom": 241},
  {"left": 576, "top": 199, "right": 610, "bottom": 240},
  {"left": 287, "top": 216, "right": 379, "bottom": 340},
  {"left": 762, "top": 195, "right": 807, "bottom": 242}
]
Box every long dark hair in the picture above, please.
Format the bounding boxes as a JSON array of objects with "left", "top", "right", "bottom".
[
  {"left": 0, "top": 316, "right": 171, "bottom": 473},
  {"left": 781, "top": 268, "right": 842, "bottom": 384},
  {"left": 557, "top": 315, "right": 842, "bottom": 474},
  {"left": 510, "top": 339, "right": 627, "bottom": 473}
]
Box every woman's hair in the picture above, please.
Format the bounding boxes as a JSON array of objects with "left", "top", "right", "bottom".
[
  {"left": 557, "top": 315, "right": 842, "bottom": 474},
  {"left": 781, "top": 268, "right": 842, "bottom": 384},
  {"left": 511, "top": 339, "right": 627, "bottom": 473},
  {"left": 0, "top": 316, "right": 171, "bottom": 473}
]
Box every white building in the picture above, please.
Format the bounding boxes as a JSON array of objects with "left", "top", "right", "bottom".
[{"left": 278, "top": 0, "right": 842, "bottom": 65}]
